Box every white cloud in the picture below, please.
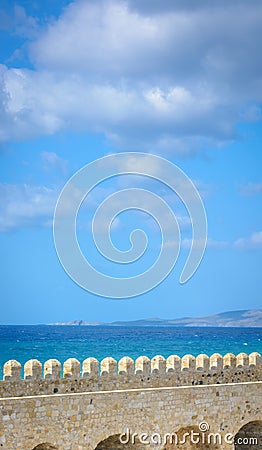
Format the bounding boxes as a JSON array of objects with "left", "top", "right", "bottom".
[
  {"left": 206, "top": 238, "right": 229, "bottom": 249},
  {"left": 0, "top": 0, "right": 261, "bottom": 153},
  {"left": 41, "top": 151, "right": 68, "bottom": 175},
  {"left": 0, "top": 153, "right": 70, "bottom": 232},
  {"left": 182, "top": 238, "right": 228, "bottom": 250},
  {"left": 234, "top": 231, "right": 262, "bottom": 249},
  {"left": 0, "top": 183, "right": 57, "bottom": 232},
  {"left": 1, "top": 177, "right": 261, "bottom": 253},
  {"left": 100, "top": 153, "right": 164, "bottom": 177},
  {"left": 239, "top": 182, "right": 262, "bottom": 196},
  {"left": 0, "top": 65, "right": 225, "bottom": 148},
  {"left": 164, "top": 233, "right": 262, "bottom": 251},
  {"left": 0, "top": 5, "right": 38, "bottom": 38}
]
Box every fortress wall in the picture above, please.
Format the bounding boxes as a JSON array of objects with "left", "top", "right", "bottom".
[
  {"left": 0, "top": 381, "right": 261, "bottom": 450},
  {"left": 0, "top": 352, "right": 261, "bottom": 398}
]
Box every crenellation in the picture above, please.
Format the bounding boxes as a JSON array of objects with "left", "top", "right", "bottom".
[
  {"left": 100, "top": 357, "right": 117, "bottom": 375},
  {"left": 0, "top": 352, "right": 261, "bottom": 399},
  {"left": 44, "top": 359, "right": 61, "bottom": 380},
  {"left": 181, "top": 354, "right": 195, "bottom": 371},
  {"left": 223, "top": 352, "right": 236, "bottom": 368},
  {"left": 210, "top": 352, "right": 223, "bottom": 370},
  {"left": 249, "top": 351, "right": 262, "bottom": 366},
  {"left": 236, "top": 352, "right": 249, "bottom": 367},
  {"left": 63, "top": 358, "right": 80, "bottom": 378},
  {"left": 135, "top": 356, "right": 150, "bottom": 374},
  {"left": 3, "top": 360, "right": 22, "bottom": 381},
  {"left": 196, "top": 353, "right": 209, "bottom": 371},
  {"left": 82, "top": 357, "right": 99, "bottom": 377},
  {"left": 118, "top": 357, "right": 134, "bottom": 375},
  {"left": 24, "top": 359, "right": 42, "bottom": 380},
  {"left": 151, "top": 355, "right": 166, "bottom": 373},
  {"left": 166, "top": 354, "right": 181, "bottom": 372}
]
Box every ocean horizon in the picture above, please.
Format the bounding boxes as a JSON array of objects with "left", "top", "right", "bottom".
[{"left": 0, "top": 325, "right": 261, "bottom": 377}]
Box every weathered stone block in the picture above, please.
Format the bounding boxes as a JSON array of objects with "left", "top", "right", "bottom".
[
  {"left": 3, "top": 360, "right": 22, "bottom": 381},
  {"left": 44, "top": 359, "right": 61, "bottom": 380},
  {"left": 100, "top": 357, "right": 117, "bottom": 375},
  {"left": 181, "top": 354, "right": 196, "bottom": 371},
  {"left": 135, "top": 356, "right": 150, "bottom": 375},
  {"left": 24, "top": 359, "right": 42, "bottom": 380},
  {"left": 118, "top": 357, "right": 134, "bottom": 375},
  {"left": 63, "top": 358, "right": 80, "bottom": 378},
  {"left": 223, "top": 353, "right": 236, "bottom": 368},
  {"left": 196, "top": 354, "right": 209, "bottom": 371},
  {"left": 151, "top": 355, "right": 166, "bottom": 373},
  {"left": 82, "top": 357, "right": 99, "bottom": 377},
  {"left": 210, "top": 353, "right": 223, "bottom": 370},
  {"left": 249, "top": 352, "right": 262, "bottom": 366},
  {"left": 236, "top": 353, "right": 249, "bottom": 367},
  {"left": 166, "top": 355, "right": 181, "bottom": 372}
]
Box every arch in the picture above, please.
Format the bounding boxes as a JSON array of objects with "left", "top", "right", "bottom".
[
  {"left": 163, "top": 425, "right": 220, "bottom": 449},
  {"left": 32, "top": 444, "right": 58, "bottom": 450},
  {"left": 94, "top": 433, "right": 147, "bottom": 449},
  {"left": 234, "top": 421, "right": 262, "bottom": 449}
]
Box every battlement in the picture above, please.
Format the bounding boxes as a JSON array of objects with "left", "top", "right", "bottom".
[{"left": 0, "top": 351, "right": 261, "bottom": 398}]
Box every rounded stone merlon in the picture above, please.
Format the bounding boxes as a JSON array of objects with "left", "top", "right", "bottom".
[
  {"left": 100, "top": 357, "right": 117, "bottom": 375},
  {"left": 3, "top": 360, "right": 22, "bottom": 381},
  {"left": 63, "top": 358, "right": 80, "bottom": 378},
  {"left": 181, "top": 354, "right": 196, "bottom": 371},
  {"left": 151, "top": 355, "right": 166, "bottom": 373},
  {"left": 82, "top": 357, "right": 99, "bottom": 377},
  {"left": 44, "top": 359, "right": 62, "bottom": 380},
  {"left": 24, "top": 359, "right": 42, "bottom": 380},
  {"left": 166, "top": 355, "right": 181, "bottom": 372},
  {"left": 236, "top": 352, "right": 249, "bottom": 367},
  {"left": 223, "top": 353, "right": 236, "bottom": 368},
  {"left": 249, "top": 352, "right": 262, "bottom": 366},
  {"left": 118, "top": 356, "right": 134, "bottom": 375},
  {"left": 196, "top": 354, "right": 209, "bottom": 371},
  {"left": 210, "top": 353, "right": 223, "bottom": 370},
  {"left": 135, "top": 356, "right": 150, "bottom": 375}
]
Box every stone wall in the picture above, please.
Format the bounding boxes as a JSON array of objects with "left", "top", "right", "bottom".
[
  {"left": 0, "top": 352, "right": 261, "bottom": 398},
  {"left": 0, "top": 381, "right": 261, "bottom": 449}
]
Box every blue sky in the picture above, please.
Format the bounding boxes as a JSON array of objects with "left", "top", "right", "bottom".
[{"left": 0, "top": 0, "right": 261, "bottom": 324}]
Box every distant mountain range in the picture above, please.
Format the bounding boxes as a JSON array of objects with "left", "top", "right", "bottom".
[{"left": 50, "top": 309, "right": 262, "bottom": 327}]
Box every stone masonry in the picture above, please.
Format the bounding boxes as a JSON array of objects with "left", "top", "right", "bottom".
[{"left": 0, "top": 352, "right": 261, "bottom": 449}]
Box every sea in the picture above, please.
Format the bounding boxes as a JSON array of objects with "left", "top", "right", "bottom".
[{"left": 0, "top": 325, "right": 261, "bottom": 378}]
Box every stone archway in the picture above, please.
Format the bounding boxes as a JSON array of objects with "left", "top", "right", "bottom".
[
  {"left": 234, "top": 421, "right": 262, "bottom": 449},
  {"left": 94, "top": 433, "right": 148, "bottom": 449},
  {"left": 162, "top": 425, "right": 220, "bottom": 449},
  {"left": 32, "top": 444, "right": 58, "bottom": 450},
  {"left": 95, "top": 435, "right": 123, "bottom": 450}
]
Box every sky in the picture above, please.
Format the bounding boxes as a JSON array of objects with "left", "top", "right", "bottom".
[{"left": 0, "top": 0, "right": 261, "bottom": 324}]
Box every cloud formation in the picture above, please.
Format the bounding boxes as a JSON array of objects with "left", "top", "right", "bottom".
[
  {"left": 239, "top": 181, "right": 262, "bottom": 196},
  {"left": 0, "top": 4, "right": 38, "bottom": 38},
  {"left": 0, "top": 175, "right": 260, "bottom": 254},
  {"left": 234, "top": 231, "right": 262, "bottom": 250},
  {"left": 0, "top": 151, "right": 71, "bottom": 231},
  {"left": 0, "top": 182, "right": 57, "bottom": 232},
  {"left": 166, "top": 233, "right": 262, "bottom": 251},
  {"left": 41, "top": 151, "right": 68, "bottom": 175},
  {"left": 0, "top": 0, "right": 262, "bottom": 153}
]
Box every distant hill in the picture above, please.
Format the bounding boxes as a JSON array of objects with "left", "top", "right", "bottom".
[{"left": 50, "top": 309, "right": 262, "bottom": 327}]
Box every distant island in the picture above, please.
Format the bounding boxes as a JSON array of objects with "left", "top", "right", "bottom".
[{"left": 50, "top": 309, "right": 262, "bottom": 327}]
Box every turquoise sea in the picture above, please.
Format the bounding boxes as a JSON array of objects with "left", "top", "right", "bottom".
[{"left": 0, "top": 325, "right": 261, "bottom": 377}]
